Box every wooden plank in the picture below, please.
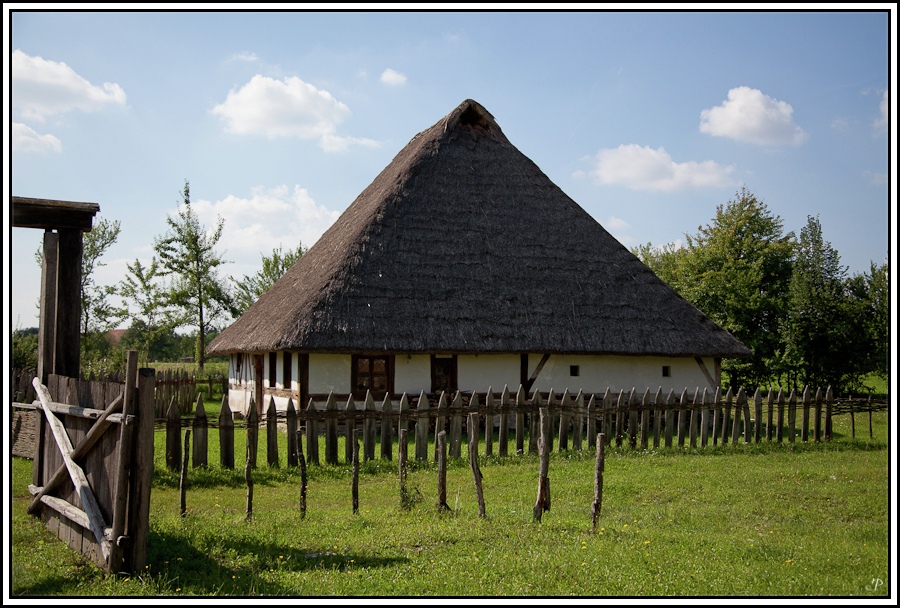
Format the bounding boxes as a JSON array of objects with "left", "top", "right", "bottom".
[
  {"left": 753, "top": 388, "right": 763, "bottom": 444},
  {"left": 32, "top": 378, "right": 111, "bottom": 562},
  {"left": 128, "top": 366, "right": 155, "bottom": 572},
  {"left": 787, "top": 389, "right": 797, "bottom": 443},
  {"left": 109, "top": 352, "right": 138, "bottom": 573},
  {"left": 640, "top": 388, "right": 651, "bottom": 450},
  {"left": 573, "top": 389, "right": 584, "bottom": 452},
  {"left": 484, "top": 389, "right": 495, "bottom": 457},
  {"left": 399, "top": 393, "right": 412, "bottom": 463},
  {"left": 363, "top": 391, "right": 376, "bottom": 461},
  {"left": 306, "top": 398, "right": 319, "bottom": 466},
  {"left": 700, "top": 388, "right": 710, "bottom": 447},
  {"left": 527, "top": 387, "right": 539, "bottom": 455},
  {"left": 448, "top": 391, "right": 462, "bottom": 459},
  {"left": 664, "top": 389, "right": 675, "bottom": 448},
  {"left": 468, "top": 392, "right": 481, "bottom": 457},
  {"left": 325, "top": 392, "right": 339, "bottom": 465},
  {"left": 287, "top": 398, "right": 299, "bottom": 467},
  {"left": 344, "top": 395, "right": 357, "bottom": 464},
  {"left": 193, "top": 395, "right": 208, "bottom": 469},
  {"left": 267, "top": 397, "right": 280, "bottom": 468},
  {"left": 468, "top": 412, "right": 485, "bottom": 518},
  {"left": 689, "top": 388, "right": 699, "bottom": 448},
  {"left": 219, "top": 395, "right": 235, "bottom": 469},
  {"left": 801, "top": 386, "right": 811, "bottom": 442},
  {"left": 557, "top": 389, "right": 571, "bottom": 452},
  {"left": 586, "top": 393, "right": 597, "bottom": 450},
  {"left": 433, "top": 391, "right": 449, "bottom": 461},
  {"left": 532, "top": 406, "right": 551, "bottom": 522},
  {"left": 652, "top": 387, "right": 663, "bottom": 449},
  {"left": 27, "top": 393, "right": 125, "bottom": 515},
  {"left": 55, "top": 230, "right": 82, "bottom": 378},
  {"left": 415, "top": 391, "right": 430, "bottom": 462},
  {"left": 246, "top": 404, "right": 259, "bottom": 469},
  {"left": 436, "top": 431, "right": 449, "bottom": 512},
  {"left": 165, "top": 396, "right": 181, "bottom": 471},
  {"left": 37, "top": 231, "right": 58, "bottom": 385},
  {"left": 12, "top": 196, "right": 99, "bottom": 231},
  {"left": 776, "top": 389, "right": 785, "bottom": 443},
  {"left": 380, "top": 394, "right": 393, "bottom": 462}
]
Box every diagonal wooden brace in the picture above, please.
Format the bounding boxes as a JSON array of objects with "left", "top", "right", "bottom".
[
  {"left": 27, "top": 392, "right": 124, "bottom": 515},
  {"left": 31, "top": 377, "right": 112, "bottom": 562}
]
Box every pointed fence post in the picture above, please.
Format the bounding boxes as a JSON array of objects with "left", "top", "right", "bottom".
[
  {"left": 617, "top": 390, "right": 628, "bottom": 448},
  {"left": 601, "top": 388, "right": 613, "bottom": 446},
  {"left": 219, "top": 395, "right": 234, "bottom": 469},
  {"left": 753, "top": 388, "right": 763, "bottom": 444},
  {"left": 557, "top": 388, "right": 570, "bottom": 452},
  {"left": 573, "top": 389, "right": 584, "bottom": 451},
  {"left": 192, "top": 394, "right": 208, "bottom": 469},
  {"left": 731, "top": 387, "right": 742, "bottom": 444},
  {"left": 739, "top": 388, "right": 751, "bottom": 443},
  {"left": 166, "top": 395, "right": 181, "bottom": 471},
  {"left": 351, "top": 429, "right": 360, "bottom": 514},
  {"left": 533, "top": 406, "right": 552, "bottom": 522},
  {"left": 345, "top": 395, "right": 357, "bottom": 464},
  {"left": 499, "top": 386, "right": 511, "bottom": 457},
  {"left": 800, "top": 386, "right": 811, "bottom": 442},
  {"left": 766, "top": 388, "right": 775, "bottom": 441},
  {"left": 468, "top": 411, "right": 486, "bottom": 518},
  {"left": 449, "top": 391, "right": 463, "bottom": 459},
  {"left": 546, "top": 389, "right": 557, "bottom": 452},
  {"left": 664, "top": 389, "right": 675, "bottom": 448},
  {"left": 526, "top": 386, "right": 539, "bottom": 454},
  {"left": 824, "top": 386, "right": 834, "bottom": 441},
  {"left": 415, "top": 391, "right": 430, "bottom": 462},
  {"left": 641, "top": 388, "right": 651, "bottom": 450},
  {"left": 587, "top": 393, "right": 598, "bottom": 450},
  {"left": 246, "top": 402, "right": 259, "bottom": 469},
  {"left": 652, "top": 387, "right": 663, "bottom": 449},
  {"left": 380, "top": 393, "right": 393, "bottom": 461},
  {"left": 591, "top": 432, "right": 606, "bottom": 532},
  {"left": 813, "top": 387, "right": 823, "bottom": 442},
  {"left": 325, "top": 392, "right": 338, "bottom": 465},
  {"left": 436, "top": 431, "right": 449, "bottom": 512},
  {"left": 399, "top": 393, "right": 412, "bottom": 463},
  {"left": 468, "top": 392, "right": 481, "bottom": 457},
  {"left": 306, "top": 397, "right": 320, "bottom": 465},
  {"left": 287, "top": 398, "right": 298, "bottom": 467},
  {"left": 267, "top": 396, "right": 280, "bottom": 468},
  {"left": 433, "top": 391, "right": 448, "bottom": 461},
  {"left": 787, "top": 389, "right": 797, "bottom": 444},
  {"left": 363, "top": 391, "right": 376, "bottom": 461},
  {"left": 775, "top": 389, "right": 785, "bottom": 443},
  {"left": 700, "top": 388, "right": 710, "bottom": 447},
  {"left": 484, "top": 387, "right": 495, "bottom": 457}
]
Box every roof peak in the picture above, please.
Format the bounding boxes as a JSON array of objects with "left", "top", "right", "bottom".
[{"left": 443, "top": 99, "right": 503, "bottom": 138}]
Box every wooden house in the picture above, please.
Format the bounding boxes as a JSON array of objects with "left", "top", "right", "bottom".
[{"left": 206, "top": 99, "right": 751, "bottom": 415}]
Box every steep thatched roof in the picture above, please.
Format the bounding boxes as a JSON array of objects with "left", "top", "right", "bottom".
[{"left": 208, "top": 99, "right": 751, "bottom": 359}]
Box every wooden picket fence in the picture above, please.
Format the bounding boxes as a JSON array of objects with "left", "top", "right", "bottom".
[{"left": 165, "top": 384, "right": 889, "bottom": 473}]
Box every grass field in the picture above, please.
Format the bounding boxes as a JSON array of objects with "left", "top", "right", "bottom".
[{"left": 9, "top": 410, "right": 891, "bottom": 598}]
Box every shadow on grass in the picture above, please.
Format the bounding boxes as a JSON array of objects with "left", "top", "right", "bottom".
[{"left": 145, "top": 528, "right": 408, "bottom": 595}]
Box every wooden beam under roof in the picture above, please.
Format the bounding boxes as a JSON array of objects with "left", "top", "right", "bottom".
[{"left": 12, "top": 196, "right": 100, "bottom": 232}]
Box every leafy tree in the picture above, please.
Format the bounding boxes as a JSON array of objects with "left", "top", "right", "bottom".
[
  {"left": 782, "top": 215, "right": 853, "bottom": 391},
  {"left": 153, "top": 180, "right": 236, "bottom": 371},
  {"left": 845, "top": 261, "right": 889, "bottom": 385},
  {"left": 12, "top": 327, "right": 39, "bottom": 372},
  {"left": 118, "top": 257, "right": 184, "bottom": 366},
  {"left": 636, "top": 187, "right": 795, "bottom": 389},
  {"left": 233, "top": 243, "right": 306, "bottom": 314}
]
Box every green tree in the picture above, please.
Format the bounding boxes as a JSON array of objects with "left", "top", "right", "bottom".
[
  {"left": 233, "top": 243, "right": 306, "bottom": 314},
  {"left": 845, "top": 261, "right": 889, "bottom": 385},
  {"left": 637, "top": 187, "right": 795, "bottom": 389},
  {"left": 782, "top": 215, "right": 854, "bottom": 391},
  {"left": 153, "top": 180, "right": 236, "bottom": 372},
  {"left": 118, "top": 257, "right": 184, "bottom": 366}
]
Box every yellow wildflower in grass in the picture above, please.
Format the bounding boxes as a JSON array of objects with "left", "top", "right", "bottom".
[{"left": 644, "top": 540, "right": 650, "bottom": 545}]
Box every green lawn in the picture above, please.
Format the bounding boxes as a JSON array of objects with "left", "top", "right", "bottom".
[{"left": 10, "top": 410, "right": 890, "bottom": 597}]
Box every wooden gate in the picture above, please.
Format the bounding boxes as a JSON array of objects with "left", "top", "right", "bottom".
[{"left": 21, "top": 351, "right": 155, "bottom": 574}]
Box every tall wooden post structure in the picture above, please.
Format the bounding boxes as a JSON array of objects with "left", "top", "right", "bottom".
[{"left": 13, "top": 196, "right": 100, "bottom": 382}]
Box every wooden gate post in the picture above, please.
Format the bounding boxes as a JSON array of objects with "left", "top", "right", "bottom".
[{"left": 129, "top": 366, "right": 156, "bottom": 572}]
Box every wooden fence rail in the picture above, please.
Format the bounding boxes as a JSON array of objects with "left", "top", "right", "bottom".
[{"left": 167, "top": 384, "right": 888, "bottom": 471}]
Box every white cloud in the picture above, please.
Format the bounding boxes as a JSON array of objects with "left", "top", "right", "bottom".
[
  {"left": 699, "top": 86, "right": 808, "bottom": 146},
  {"left": 229, "top": 51, "right": 259, "bottom": 62},
  {"left": 380, "top": 68, "right": 407, "bottom": 86},
  {"left": 863, "top": 170, "right": 887, "bottom": 187},
  {"left": 12, "top": 122, "right": 62, "bottom": 153},
  {"left": 211, "top": 74, "right": 378, "bottom": 151},
  {"left": 605, "top": 216, "right": 631, "bottom": 232},
  {"left": 12, "top": 49, "right": 126, "bottom": 122},
  {"left": 182, "top": 185, "right": 341, "bottom": 270},
  {"left": 590, "top": 144, "right": 735, "bottom": 192}
]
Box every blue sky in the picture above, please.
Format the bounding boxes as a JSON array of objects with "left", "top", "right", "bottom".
[{"left": 5, "top": 6, "right": 895, "bottom": 332}]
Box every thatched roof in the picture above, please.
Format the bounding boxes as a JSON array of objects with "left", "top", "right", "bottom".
[{"left": 208, "top": 99, "right": 751, "bottom": 359}]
